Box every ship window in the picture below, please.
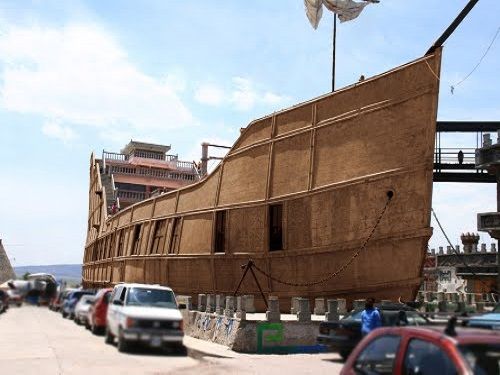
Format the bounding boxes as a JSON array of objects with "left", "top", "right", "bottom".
[
  {"left": 117, "top": 229, "right": 125, "bottom": 257},
  {"left": 150, "top": 219, "right": 167, "bottom": 254},
  {"left": 168, "top": 217, "right": 181, "bottom": 254},
  {"left": 269, "top": 204, "right": 283, "bottom": 251},
  {"left": 131, "top": 224, "right": 142, "bottom": 255},
  {"left": 214, "top": 211, "right": 226, "bottom": 253}
]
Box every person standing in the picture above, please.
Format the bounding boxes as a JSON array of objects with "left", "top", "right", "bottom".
[{"left": 361, "top": 298, "right": 381, "bottom": 336}]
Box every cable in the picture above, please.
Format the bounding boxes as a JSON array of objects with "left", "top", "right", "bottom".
[{"left": 451, "top": 26, "right": 500, "bottom": 94}]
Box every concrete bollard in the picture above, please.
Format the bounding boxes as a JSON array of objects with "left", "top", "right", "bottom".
[
  {"left": 236, "top": 296, "right": 247, "bottom": 320},
  {"left": 198, "top": 294, "right": 207, "bottom": 312},
  {"left": 297, "top": 298, "right": 311, "bottom": 322},
  {"left": 206, "top": 294, "right": 215, "bottom": 313},
  {"left": 266, "top": 296, "right": 281, "bottom": 322},
  {"left": 244, "top": 295, "right": 255, "bottom": 313},
  {"left": 224, "top": 296, "right": 235, "bottom": 318},
  {"left": 325, "top": 299, "right": 339, "bottom": 321},
  {"left": 338, "top": 299, "right": 347, "bottom": 315},
  {"left": 353, "top": 299, "right": 366, "bottom": 311},
  {"left": 291, "top": 297, "right": 301, "bottom": 314},
  {"left": 215, "top": 294, "right": 225, "bottom": 315},
  {"left": 184, "top": 296, "right": 192, "bottom": 310},
  {"left": 314, "top": 298, "right": 325, "bottom": 315}
]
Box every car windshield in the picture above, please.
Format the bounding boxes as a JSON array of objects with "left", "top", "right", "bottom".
[
  {"left": 126, "top": 288, "right": 176, "bottom": 308},
  {"left": 459, "top": 344, "right": 500, "bottom": 375}
]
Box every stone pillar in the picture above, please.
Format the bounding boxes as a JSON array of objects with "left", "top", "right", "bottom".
[
  {"left": 197, "top": 294, "right": 207, "bottom": 312},
  {"left": 431, "top": 248, "right": 436, "bottom": 255},
  {"left": 476, "top": 301, "right": 485, "bottom": 312},
  {"left": 466, "top": 293, "right": 476, "bottom": 305},
  {"left": 353, "top": 299, "right": 366, "bottom": 311},
  {"left": 325, "top": 299, "right": 339, "bottom": 321},
  {"left": 438, "top": 246, "right": 444, "bottom": 255},
  {"left": 338, "top": 299, "right": 347, "bottom": 315},
  {"left": 313, "top": 298, "right": 325, "bottom": 315},
  {"left": 266, "top": 296, "right": 280, "bottom": 322},
  {"left": 224, "top": 296, "right": 235, "bottom": 318},
  {"left": 215, "top": 294, "right": 225, "bottom": 315},
  {"left": 446, "top": 246, "right": 452, "bottom": 255},
  {"left": 236, "top": 296, "right": 246, "bottom": 320},
  {"left": 296, "top": 298, "right": 311, "bottom": 322},
  {"left": 185, "top": 296, "right": 192, "bottom": 310},
  {"left": 290, "top": 297, "right": 301, "bottom": 314},
  {"left": 244, "top": 295, "right": 255, "bottom": 313},
  {"left": 206, "top": 294, "right": 215, "bottom": 313}
]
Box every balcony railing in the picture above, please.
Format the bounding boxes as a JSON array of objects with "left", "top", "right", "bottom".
[
  {"left": 110, "top": 165, "right": 198, "bottom": 182},
  {"left": 103, "top": 150, "right": 196, "bottom": 171},
  {"left": 117, "top": 190, "right": 149, "bottom": 201}
]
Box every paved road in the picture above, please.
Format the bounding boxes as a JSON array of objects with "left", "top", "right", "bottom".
[{"left": 0, "top": 306, "right": 343, "bottom": 374}]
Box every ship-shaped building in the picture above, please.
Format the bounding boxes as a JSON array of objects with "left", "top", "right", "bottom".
[{"left": 82, "top": 50, "right": 441, "bottom": 310}]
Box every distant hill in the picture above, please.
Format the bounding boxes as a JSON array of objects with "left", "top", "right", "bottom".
[{"left": 14, "top": 264, "right": 82, "bottom": 281}]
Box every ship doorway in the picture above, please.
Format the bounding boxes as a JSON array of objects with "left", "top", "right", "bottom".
[
  {"left": 269, "top": 204, "right": 283, "bottom": 251},
  {"left": 214, "top": 211, "right": 226, "bottom": 253}
]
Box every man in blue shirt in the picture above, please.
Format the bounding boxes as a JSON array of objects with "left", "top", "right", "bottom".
[{"left": 361, "top": 298, "right": 381, "bottom": 336}]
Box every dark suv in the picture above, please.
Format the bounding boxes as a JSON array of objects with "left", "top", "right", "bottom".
[{"left": 317, "top": 303, "right": 430, "bottom": 359}]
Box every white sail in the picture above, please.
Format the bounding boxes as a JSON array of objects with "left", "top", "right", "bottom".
[{"left": 304, "top": 0, "right": 377, "bottom": 28}]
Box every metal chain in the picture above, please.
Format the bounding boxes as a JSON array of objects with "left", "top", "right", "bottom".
[{"left": 251, "top": 194, "right": 393, "bottom": 287}]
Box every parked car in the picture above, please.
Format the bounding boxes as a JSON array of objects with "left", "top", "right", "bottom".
[
  {"left": 467, "top": 303, "right": 500, "bottom": 329},
  {"left": 105, "top": 283, "right": 184, "bottom": 353},
  {"left": 87, "top": 288, "right": 112, "bottom": 334},
  {"left": 317, "top": 303, "right": 429, "bottom": 359},
  {"left": 74, "top": 295, "right": 95, "bottom": 325},
  {"left": 62, "top": 290, "right": 95, "bottom": 319},
  {"left": 0, "top": 290, "right": 9, "bottom": 313},
  {"left": 341, "top": 324, "right": 500, "bottom": 374},
  {"left": 6, "top": 290, "right": 23, "bottom": 307}
]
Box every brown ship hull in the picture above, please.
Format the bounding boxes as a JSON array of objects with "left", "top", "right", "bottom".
[{"left": 83, "top": 50, "right": 441, "bottom": 311}]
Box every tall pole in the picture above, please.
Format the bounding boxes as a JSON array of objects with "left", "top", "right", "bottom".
[{"left": 332, "top": 16, "right": 337, "bottom": 92}]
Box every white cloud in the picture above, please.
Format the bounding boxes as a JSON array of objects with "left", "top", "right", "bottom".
[
  {"left": 42, "top": 121, "right": 77, "bottom": 142},
  {"left": 194, "top": 84, "right": 225, "bottom": 106},
  {"left": 194, "top": 76, "right": 290, "bottom": 111},
  {"left": 0, "top": 23, "right": 194, "bottom": 139}
]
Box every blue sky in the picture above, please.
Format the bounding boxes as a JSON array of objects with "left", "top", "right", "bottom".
[{"left": 0, "top": 0, "right": 498, "bottom": 266}]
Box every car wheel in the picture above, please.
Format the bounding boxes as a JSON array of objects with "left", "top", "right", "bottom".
[
  {"left": 105, "top": 327, "right": 114, "bottom": 345},
  {"left": 117, "top": 329, "right": 130, "bottom": 353},
  {"left": 168, "top": 344, "right": 187, "bottom": 356},
  {"left": 339, "top": 349, "right": 351, "bottom": 361}
]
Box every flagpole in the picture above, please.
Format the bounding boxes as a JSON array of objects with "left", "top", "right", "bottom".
[{"left": 332, "top": 16, "right": 337, "bottom": 92}]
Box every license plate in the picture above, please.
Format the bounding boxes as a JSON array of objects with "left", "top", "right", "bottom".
[{"left": 151, "top": 336, "right": 162, "bottom": 347}]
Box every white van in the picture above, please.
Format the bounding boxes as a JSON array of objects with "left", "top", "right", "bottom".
[{"left": 105, "top": 283, "right": 184, "bottom": 353}]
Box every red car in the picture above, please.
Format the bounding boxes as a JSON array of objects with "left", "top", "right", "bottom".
[
  {"left": 87, "top": 288, "right": 112, "bottom": 334},
  {"left": 341, "top": 324, "right": 500, "bottom": 374}
]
